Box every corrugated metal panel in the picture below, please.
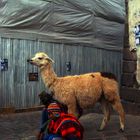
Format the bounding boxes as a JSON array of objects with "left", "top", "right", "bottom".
[
  {"left": 0, "top": 37, "right": 14, "bottom": 108},
  {"left": 0, "top": 37, "right": 122, "bottom": 109}
]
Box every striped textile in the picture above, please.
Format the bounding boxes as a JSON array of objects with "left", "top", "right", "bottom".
[
  {"left": 48, "top": 113, "right": 84, "bottom": 140},
  {"left": 47, "top": 103, "right": 61, "bottom": 112}
]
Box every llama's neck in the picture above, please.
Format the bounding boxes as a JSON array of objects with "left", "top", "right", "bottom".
[{"left": 40, "top": 64, "right": 57, "bottom": 91}]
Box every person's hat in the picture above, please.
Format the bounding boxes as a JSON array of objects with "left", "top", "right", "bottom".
[{"left": 47, "top": 102, "right": 61, "bottom": 112}]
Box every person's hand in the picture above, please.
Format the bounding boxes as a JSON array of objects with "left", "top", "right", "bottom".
[{"left": 36, "top": 131, "right": 44, "bottom": 140}]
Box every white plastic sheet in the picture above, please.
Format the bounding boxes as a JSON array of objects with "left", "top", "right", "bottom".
[{"left": 0, "top": 0, "right": 125, "bottom": 51}]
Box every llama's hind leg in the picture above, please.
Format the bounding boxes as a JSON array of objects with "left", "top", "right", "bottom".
[
  {"left": 99, "top": 98, "right": 110, "bottom": 131},
  {"left": 111, "top": 99, "right": 125, "bottom": 132}
]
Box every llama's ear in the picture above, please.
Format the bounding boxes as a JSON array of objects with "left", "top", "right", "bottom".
[{"left": 46, "top": 57, "right": 54, "bottom": 63}]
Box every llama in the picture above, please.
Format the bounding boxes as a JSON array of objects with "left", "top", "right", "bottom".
[{"left": 27, "top": 52, "right": 125, "bottom": 131}]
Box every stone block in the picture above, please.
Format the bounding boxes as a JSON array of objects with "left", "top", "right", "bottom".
[
  {"left": 123, "top": 48, "right": 137, "bottom": 61},
  {"left": 121, "top": 87, "right": 140, "bottom": 104},
  {"left": 121, "top": 73, "right": 135, "bottom": 87},
  {"left": 123, "top": 60, "right": 136, "bottom": 73}
]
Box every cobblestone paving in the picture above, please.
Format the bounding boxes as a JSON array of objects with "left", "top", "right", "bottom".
[{"left": 0, "top": 112, "right": 140, "bottom": 140}]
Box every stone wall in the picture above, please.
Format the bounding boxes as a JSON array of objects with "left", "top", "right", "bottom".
[{"left": 122, "top": 0, "right": 137, "bottom": 87}]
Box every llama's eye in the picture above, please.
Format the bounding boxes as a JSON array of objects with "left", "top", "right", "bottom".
[{"left": 38, "top": 57, "right": 43, "bottom": 60}]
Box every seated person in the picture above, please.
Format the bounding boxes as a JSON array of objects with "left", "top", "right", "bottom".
[
  {"left": 37, "top": 91, "right": 67, "bottom": 140},
  {"left": 38, "top": 91, "right": 83, "bottom": 140},
  {"left": 43, "top": 102, "right": 84, "bottom": 140}
]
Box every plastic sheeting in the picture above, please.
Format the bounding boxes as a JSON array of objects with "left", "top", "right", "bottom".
[{"left": 0, "top": 0, "right": 126, "bottom": 51}]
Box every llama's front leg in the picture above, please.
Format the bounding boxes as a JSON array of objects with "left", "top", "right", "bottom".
[
  {"left": 65, "top": 94, "right": 79, "bottom": 118},
  {"left": 67, "top": 103, "right": 79, "bottom": 118},
  {"left": 67, "top": 96, "right": 79, "bottom": 118}
]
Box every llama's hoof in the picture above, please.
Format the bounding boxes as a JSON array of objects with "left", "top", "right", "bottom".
[
  {"left": 97, "top": 128, "right": 103, "bottom": 132},
  {"left": 119, "top": 128, "right": 124, "bottom": 133}
]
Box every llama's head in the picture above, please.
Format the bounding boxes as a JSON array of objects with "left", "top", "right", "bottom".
[{"left": 27, "top": 52, "right": 54, "bottom": 67}]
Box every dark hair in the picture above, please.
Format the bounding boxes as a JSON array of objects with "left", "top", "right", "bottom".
[
  {"left": 39, "top": 91, "right": 68, "bottom": 113},
  {"left": 38, "top": 91, "right": 53, "bottom": 106}
]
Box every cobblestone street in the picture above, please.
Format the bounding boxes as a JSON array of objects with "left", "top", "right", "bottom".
[{"left": 0, "top": 111, "right": 140, "bottom": 140}]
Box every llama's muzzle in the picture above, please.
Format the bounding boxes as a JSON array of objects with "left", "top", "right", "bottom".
[{"left": 27, "top": 59, "right": 33, "bottom": 63}]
